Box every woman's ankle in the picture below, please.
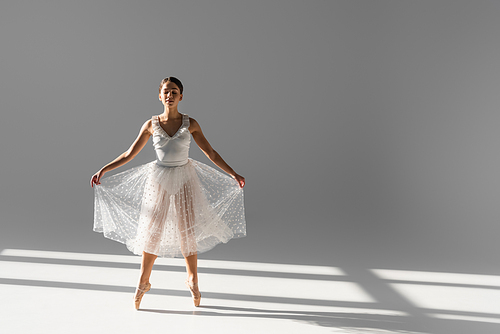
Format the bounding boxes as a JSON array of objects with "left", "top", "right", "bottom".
[
  {"left": 138, "top": 280, "right": 150, "bottom": 287},
  {"left": 187, "top": 276, "right": 198, "bottom": 284}
]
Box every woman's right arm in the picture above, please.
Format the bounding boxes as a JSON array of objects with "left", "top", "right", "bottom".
[{"left": 90, "top": 119, "right": 152, "bottom": 187}]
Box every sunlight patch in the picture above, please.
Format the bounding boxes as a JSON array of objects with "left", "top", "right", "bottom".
[{"left": 372, "top": 269, "right": 500, "bottom": 287}]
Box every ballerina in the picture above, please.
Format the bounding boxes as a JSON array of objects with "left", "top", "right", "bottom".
[{"left": 90, "top": 77, "right": 246, "bottom": 309}]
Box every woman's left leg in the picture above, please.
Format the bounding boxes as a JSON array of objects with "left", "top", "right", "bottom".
[
  {"left": 184, "top": 253, "right": 201, "bottom": 306},
  {"left": 184, "top": 253, "right": 198, "bottom": 284}
]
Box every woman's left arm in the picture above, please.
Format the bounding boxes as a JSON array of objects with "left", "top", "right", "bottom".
[{"left": 190, "top": 117, "right": 245, "bottom": 188}]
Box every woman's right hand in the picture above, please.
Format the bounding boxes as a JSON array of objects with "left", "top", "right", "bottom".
[{"left": 90, "top": 169, "right": 105, "bottom": 188}]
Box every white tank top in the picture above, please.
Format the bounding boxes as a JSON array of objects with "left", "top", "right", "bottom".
[{"left": 151, "top": 114, "right": 191, "bottom": 167}]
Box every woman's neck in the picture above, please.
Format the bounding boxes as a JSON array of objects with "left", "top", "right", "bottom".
[{"left": 161, "top": 107, "right": 181, "bottom": 120}]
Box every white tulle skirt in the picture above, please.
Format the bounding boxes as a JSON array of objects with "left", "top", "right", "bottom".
[{"left": 93, "top": 159, "right": 246, "bottom": 258}]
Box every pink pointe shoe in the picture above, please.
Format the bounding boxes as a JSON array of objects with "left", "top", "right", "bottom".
[
  {"left": 185, "top": 280, "right": 201, "bottom": 307},
  {"left": 134, "top": 282, "right": 151, "bottom": 310}
]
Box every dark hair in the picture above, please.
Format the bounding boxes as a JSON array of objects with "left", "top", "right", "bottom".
[{"left": 159, "top": 77, "right": 184, "bottom": 94}]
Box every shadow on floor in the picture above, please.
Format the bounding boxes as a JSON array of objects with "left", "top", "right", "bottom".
[{"left": 2, "top": 249, "right": 500, "bottom": 334}]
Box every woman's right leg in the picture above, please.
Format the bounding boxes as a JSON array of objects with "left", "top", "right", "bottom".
[
  {"left": 134, "top": 251, "right": 157, "bottom": 309},
  {"left": 139, "top": 251, "right": 157, "bottom": 285},
  {"left": 179, "top": 182, "right": 201, "bottom": 306},
  {"left": 137, "top": 180, "right": 168, "bottom": 286}
]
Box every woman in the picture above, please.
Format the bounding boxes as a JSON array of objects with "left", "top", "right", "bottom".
[{"left": 90, "top": 77, "right": 246, "bottom": 309}]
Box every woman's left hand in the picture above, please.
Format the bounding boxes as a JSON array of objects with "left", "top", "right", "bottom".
[{"left": 233, "top": 173, "right": 245, "bottom": 188}]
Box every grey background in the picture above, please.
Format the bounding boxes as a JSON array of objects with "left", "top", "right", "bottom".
[{"left": 2, "top": 0, "right": 500, "bottom": 275}]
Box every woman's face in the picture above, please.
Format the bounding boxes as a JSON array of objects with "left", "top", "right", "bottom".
[{"left": 159, "top": 82, "right": 183, "bottom": 107}]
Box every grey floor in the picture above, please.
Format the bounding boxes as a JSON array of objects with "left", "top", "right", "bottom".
[{"left": 1, "top": 247, "right": 499, "bottom": 334}]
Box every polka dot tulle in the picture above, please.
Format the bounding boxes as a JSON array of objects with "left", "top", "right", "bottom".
[{"left": 93, "top": 159, "right": 246, "bottom": 258}]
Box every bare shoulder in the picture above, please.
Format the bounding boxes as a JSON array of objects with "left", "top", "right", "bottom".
[
  {"left": 188, "top": 117, "right": 201, "bottom": 133},
  {"left": 140, "top": 118, "right": 154, "bottom": 136}
]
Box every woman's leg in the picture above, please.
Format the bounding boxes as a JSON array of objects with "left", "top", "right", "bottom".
[
  {"left": 134, "top": 251, "right": 157, "bottom": 309},
  {"left": 184, "top": 253, "right": 198, "bottom": 284},
  {"left": 139, "top": 251, "right": 157, "bottom": 285},
  {"left": 137, "top": 181, "right": 168, "bottom": 286},
  {"left": 179, "top": 182, "right": 201, "bottom": 305},
  {"left": 184, "top": 253, "right": 201, "bottom": 306},
  {"left": 179, "top": 182, "right": 198, "bottom": 283},
  {"left": 181, "top": 217, "right": 201, "bottom": 304}
]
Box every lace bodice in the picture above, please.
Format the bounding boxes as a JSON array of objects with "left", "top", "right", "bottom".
[{"left": 151, "top": 114, "right": 191, "bottom": 167}]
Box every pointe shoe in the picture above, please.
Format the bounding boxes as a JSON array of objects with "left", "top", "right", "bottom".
[
  {"left": 185, "top": 280, "right": 201, "bottom": 307},
  {"left": 134, "top": 282, "right": 151, "bottom": 310}
]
